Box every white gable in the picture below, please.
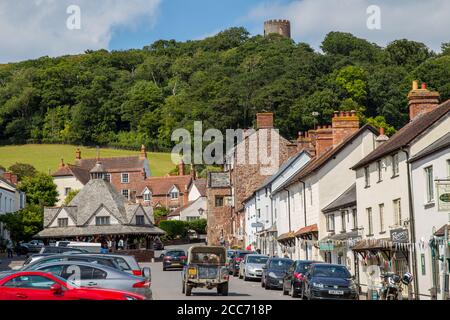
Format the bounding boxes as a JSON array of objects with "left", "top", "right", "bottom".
[{"left": 50, "top": 208, "right": 76, "bottom": 227}]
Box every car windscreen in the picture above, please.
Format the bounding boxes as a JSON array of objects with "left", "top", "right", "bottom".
[
  {"left": 247, "top": 256, "right": 268, "bottom": 264},
  {"left": 312, "top": 265, "right": 351, "bottom": 278},
  {"left": 269, "top": 259, "right": 293, "bottom": 270},
  {"left": 167, "top": 251, "right": 185, "bottom": 257},
  {"left": 296, "top": 262, "right": 313, "bottom": 273}
]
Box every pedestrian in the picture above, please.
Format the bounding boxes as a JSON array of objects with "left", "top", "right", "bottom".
[
  {"left": 118, "top": 238, "right": 124, "bottom": 250},
  {"left": 6, "top": 240, "right": 13, "bottom": 259},
  {"left": 100, "top": 240, "right": 109, "bottom": 254}
]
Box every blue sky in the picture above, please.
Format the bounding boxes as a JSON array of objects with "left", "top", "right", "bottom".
[
  {"left": 0, "top": 0, "right": 449, "bottom": 63},
  {"left": 109, "top": 0, "right": 287, "bottom": 50}
]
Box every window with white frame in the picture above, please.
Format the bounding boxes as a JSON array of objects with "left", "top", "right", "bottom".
[
  {"left": 352, "top": 209, "right": 358, "bottom": 230},
  {"left": 105, "top": 173, "right": 111, "bottom": 183},
  {"left": 121, "top": 173, "right": 129, "bottom": 184},
  {"left": 379, "top": 204, "right": 385, "bottom": 233},
  {"left": 96, "top": 216, "right": 110, "bottom": 226},
  {"left": 392, "top": 153, "right": 400, "bottom": 177},
  {"left": 326, "top": 214, "right": 335, "bottom": 232},
  {"left": 393, "top": 199, "right": 402, "bottom": 226},
  {"left": 425, "top": 166, "right": 434, "bottom": 203},
  {"left": 377, "top": 160, "right": 383, "bottom": 182},
  {"left": 143, "top": 190, "right": 152, "bottom": 202},
  {"left": 364, "top": 166, "right": 371, "bottom": 187},
  {"left": 367, "top": 208, "right": 373, "bottom": 235},
  {"left": 122, "top": 189, "right": 129, "bottom": 200},
  {"left": 170, "top": 187, "right": 179, "bottom": 199},
  {"left": 341, "top": 211, "right": 347, "bottom": 232}
]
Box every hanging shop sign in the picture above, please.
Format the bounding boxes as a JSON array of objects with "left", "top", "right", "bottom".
[
  {"left": 390, "top": 228, "right": 409, "bottom": 244},
  {"left": 436, "top": 180, "right": 450, "bottom": 212}
]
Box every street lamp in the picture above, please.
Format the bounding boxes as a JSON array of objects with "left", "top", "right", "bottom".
[{"left": 198, "top": 208, "right": 205, "bottom": 217}]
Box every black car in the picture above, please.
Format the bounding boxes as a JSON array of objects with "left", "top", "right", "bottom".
[
  {"left": 282, "top": 260, "right": 317, "bottom": 298},
  {"left": 302, "top": 263, "right": 359, "bottom": 300},
  {"left": 230, "top": 251, "right": 254, "bottom": 276},
  {"left": 163, "top": 249, "right": 187, "bottom": 271},
  {"left": 261, "top": 258, "right": 293, "bottom": 290}
]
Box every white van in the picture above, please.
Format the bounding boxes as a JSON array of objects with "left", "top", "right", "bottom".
[{"left": 56, "top": 241, "right": 102, "bottom": 253}]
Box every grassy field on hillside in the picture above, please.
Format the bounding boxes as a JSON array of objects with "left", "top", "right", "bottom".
[{"left": 0, "top": 144, "right": 177, "bottom": 177}]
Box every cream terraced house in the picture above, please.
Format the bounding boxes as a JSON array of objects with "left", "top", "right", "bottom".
[{"left": 351, "top": 81, "right": 450, "bottom": 299}]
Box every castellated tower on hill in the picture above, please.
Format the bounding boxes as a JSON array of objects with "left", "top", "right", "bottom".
[{"left": 264, "top": 19, "right": 291, "bottom": 38}]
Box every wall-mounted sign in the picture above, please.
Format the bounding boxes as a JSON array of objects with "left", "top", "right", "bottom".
[
  {"left": 251, "top": 222, "right": 264, "bottom": 228},
  {"left": 319, "top": 243, "right": 334, "bottom": 251},
  {"left": 390, "top": 228, "right": 409, "bottom": 243},
  {"left": 437, "top": 181, "right": 450, "bottom": 212}
]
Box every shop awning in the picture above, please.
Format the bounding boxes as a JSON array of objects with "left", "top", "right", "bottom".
[
  {"left": 277, "top": 232, "right": 295, "bottom": 242},
  {"left": 321, "top": 231, "right": 360, "bottom": 242},
  {"left": 352, "top": 238, "right": 394, "bottom": 251},
  {"left": 435, "top": 225, "right": 450, "bottom": 237},
  {"left": 294, "top": 224, "right": 318, "bottom": 237}
]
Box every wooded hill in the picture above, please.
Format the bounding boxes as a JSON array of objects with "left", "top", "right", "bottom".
[{"left": 1, "top": 28, "right": 449, "bottom": 151}]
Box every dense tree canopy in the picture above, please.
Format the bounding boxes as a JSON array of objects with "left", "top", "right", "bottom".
[{"left": 0, "top": 29, "right": 449, "bottom": 151}]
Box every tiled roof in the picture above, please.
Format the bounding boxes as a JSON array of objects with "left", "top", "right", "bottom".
[
  {"left": 137, "top": 175, "right": 192, "bottom": 196},
  {"left": 280, "top": 125, "right": 378, "bottom": 189},
  {"left": 409, "top": 132, "right": 450, "bottom": 163},
  {"left": 193, "top": 179, "right": 207, "bottom": 197},
  {"left": 294, "top": 224, "right": 318, "bottom": 237},
  {"left": 352, "top": 100, "right": 450, "bottom": 170},
  {"left": 322, "top": 184, "right": 356, "bottom": 213},
  {"left": 76, "top": 156, "right": 145, "bottom": 172}
]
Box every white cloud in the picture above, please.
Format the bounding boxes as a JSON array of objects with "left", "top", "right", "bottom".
[
  {"left": 0, "top": 0, "right": 161, "bottom": 63},
  {"left": 245, "top": 0, "right": 450, "bottom": 52}
]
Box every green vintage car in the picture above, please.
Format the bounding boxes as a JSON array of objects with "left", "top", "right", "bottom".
[{"left": 181, "top": 246, "right": 229, "bottom": 296}]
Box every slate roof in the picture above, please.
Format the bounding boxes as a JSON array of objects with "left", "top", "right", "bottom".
[
  {"left": 76, "top": 156, "right": 146, "bottom": 172},
  {"left": 279, "top": 125, "right": 378, "bottom": 190},
  {"left": 322, "top": 184, "right": 357, "bottom": 213},
  {"left": 52, "top": 164, "right": 90, "bottom": 184},
  {"left": 192, "top": 179, "right": 207, "bottom": 197},
  {"left": 409, "top": 132, "right": 450, "bottom": 163},
  {"left": 208, "top": 172, "right": 231, "bottom": 188},
  {"left": 352, "top": 100, "right": 450, "bottom": 170},
  {"left": 37, "top": 225, "right": 165, "bottom": 238}
]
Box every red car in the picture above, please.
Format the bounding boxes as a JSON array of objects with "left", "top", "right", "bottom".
[{"left": 0, "top": 271, "right": 145, "bottom": 300}]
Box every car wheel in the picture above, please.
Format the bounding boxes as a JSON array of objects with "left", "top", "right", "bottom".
[
  {"left": 185, "top": 284, "right": 192, "bottom": 296},
  {"left": 219, "top": 283, "right": 229, "bottom": 296},
  {"left": 261, "top": 278, "right": 265, "bottom": 288},
  {"left": 265, "top": 281, "right": 270, "bottom": 290},
  {"left": 290, "top": 284, "right": 299, "bottom": 298},
  {"left": 244, "top": 276, "right": 249, "bottom": 282},
  {"left": 163, "top": 267, "right": 167, "bottom": 271},
  {"left": 182, "top": 281, "right": 185, "bottom": 294},
  {"left": 282, "top": 284, "right": 289, "bottom": 295}
]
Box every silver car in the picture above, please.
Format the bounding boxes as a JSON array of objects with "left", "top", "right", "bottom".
[
  {"left": 239, "top": 254, "right": 269, "bottom": 281},
  {"left": 33, "top": 261, "right": 152, "bottom": 300}
]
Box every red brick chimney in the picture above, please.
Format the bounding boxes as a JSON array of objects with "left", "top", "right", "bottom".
[
  {"left": 256, "top": 113, "right": 274, "bottom": 129},
  {"left": 75, "top": 148, "right": 81, "bottom": 160},
  {"left": 332, "top": 110, "right": 360, "bottom": 148},
  {"left": 179, "top": 159, "right": 185, "bottom": 176},
  {"left": 139, "top": 144, "right": 147, "bottom": 160},
  {"left": 408, "top": 81, "right": 440, "bottom": 121},
  {"left": 297, "top": 131, "right": 316, "bottom": 157},
  {"left": 3, "top": 172, "right": 18, "bottom": 185},
  {"left": 315, "top": 125, "right": 333, "bottom": 157}
]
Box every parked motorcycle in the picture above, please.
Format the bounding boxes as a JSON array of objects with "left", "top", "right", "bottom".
[{"left": 379, "top": 272, "right": 413, "bottom": 300}]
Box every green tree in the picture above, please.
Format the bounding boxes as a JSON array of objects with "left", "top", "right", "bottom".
[
  {"left": 0, "top": 205, "right": 43, "bottom": 242},
  {"left": 64, "top": 189, "right": 80, "bottom": 205},
  {"left": 187, "top": 219, "right": 207, "bottom": 235},
  {"left": 8, "top": 163, "right": 37, "bottom": 180},
  {"left": 18, "top": 173, "right": 58, "bottom": 206},
  {"left": 159, "top": 220, "right": 188, "bottom": 240}
]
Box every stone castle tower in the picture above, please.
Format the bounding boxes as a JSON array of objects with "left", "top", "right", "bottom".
[{"left": 264, "top": 19, "right": 291, "bottom": 38}]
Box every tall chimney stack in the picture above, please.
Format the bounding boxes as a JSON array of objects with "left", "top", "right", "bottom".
[
  {"left": 75, "top": 148, "right": 82, "bottom": 160},
  {"left": 256, "top": 113, "right": 274, "bottom": 129},
  {"left": 332, "top": 110, "right": 360, "bottom": 148},
  {"left": 179, "top": 159, "right": 185, "bottom": 176},
  {"left": 315, "top": 125, "right": 333, "bottom": 157},
  {"left": 408, "top": 80, "right": 440, "bottom": 121}
]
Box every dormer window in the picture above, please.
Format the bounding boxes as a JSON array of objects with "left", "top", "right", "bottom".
[
  {"left": 96, "top": 216, "right": 110, "bottom": 226},
  {"left": 136, "top": 215, "right": 145, "bottom": 225},
  {"left": 169, "top": 187, "right": 179, "bottom": 199},
  {"left": 143, "top": 188, "right": 152, "bottom": 202}
]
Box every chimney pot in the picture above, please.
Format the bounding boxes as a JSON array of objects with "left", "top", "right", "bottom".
[
  {"left": 75, "top": 148, "right": 81, "bottom": 160},
  {"left": 379, "top": 127, "right": 385, "bottom": 136},
  {"left": 412, "top": 80, "right": 419, "bottom": 90},
  {"left": 421, "top": 83, "right": 427, "bottom": 89}
]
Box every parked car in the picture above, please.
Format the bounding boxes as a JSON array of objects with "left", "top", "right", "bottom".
[
  {"left": 14, "top": 242, "right": 43, "bottom": 256},
  {"left": 301, "top": 263, "right": 359, "bottom": 300},
  {"left": 230, "top": 250, "right": 254, "bottom": 277},
  {"left": 31, "top": 261, "right": 152, "bottom": 300},
  {"left": 261, "top": 258, "right": 293, "bottom": 290},
  {"left": 163, "top": 249, "right": 187, "bottom": 271},
  {"left": 238, "top": 254, "right": 269, "bottom": 281},
  {"left": 80, "top": 253, "right": 149, "bottom": 278},
  {"left": 0, "top": 271, "right": 144, "bottom": 300},
  {"left": 56, "top": 241, "right": 102, "bottom": 253},
  {"left": 282, "top": 260, "right": 317, "bottom": 297},
  {"left": 21, "top": 254, "right": 122, "bottom": 272},
  {"left": 181, "top": 246, "right": 229, "bottom": 296},
  {"left": 39, "top": 246, "right": 89, "bottom": 255}
]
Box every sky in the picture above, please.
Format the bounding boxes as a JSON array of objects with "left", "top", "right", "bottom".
[{"left": 0, "top": 0, "right": 449, "bottom": 63}]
